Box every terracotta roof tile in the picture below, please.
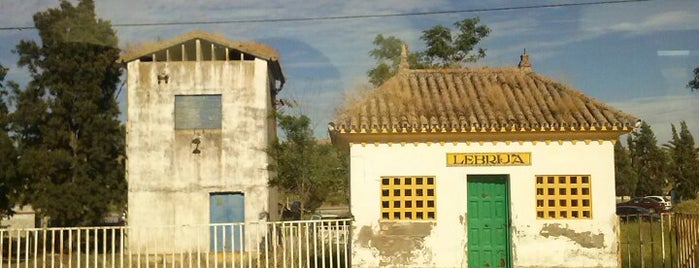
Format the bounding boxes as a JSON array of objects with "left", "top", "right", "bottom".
[{"left": 332, "top": 67, "right": 637, "bottom": 134}]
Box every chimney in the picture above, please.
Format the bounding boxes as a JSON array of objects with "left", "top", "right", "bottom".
[
  {"left": 398, "top": 43, "right": 409, "bottom": 71},
  {"left": 518, "top": 48, "right": 532, "bottom": 72}
]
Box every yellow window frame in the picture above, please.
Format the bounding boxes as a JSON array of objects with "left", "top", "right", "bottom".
[
  {"left": 380, "top": 176, "right": 436, "bottom": 221},
  {"left": 535, "top": 175, "right": 592, "bottom": 219}
]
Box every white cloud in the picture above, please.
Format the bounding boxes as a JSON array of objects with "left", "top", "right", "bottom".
[
  {"left": 0, "top": 1, "right": 56, "bottom": 27},
  {"left": 580, "top": 1, "right": 699, "bottom": 35},
  {"left": 485, "top": 16, "right": 541, "bottom": 39},
  {"left": 91, "top": 0, "right": 449, "bottom": 84},
  {"left": 610, "top": 93, "right": 699, "bottom": 143},
  {"left": 95, "top": 0, "right": 447, "bottom": 29},
  {"left": 483, "top": 0, "right": 699, "bottom": 65},
  {"left": 657, "top": 50, "right": 691, "bottom": 57},
  {"left": 5, "top": 0, "right": 699, "bottom": 140},
  {"left": 594, "top": 11, "right": 693, "bottom": 34}
]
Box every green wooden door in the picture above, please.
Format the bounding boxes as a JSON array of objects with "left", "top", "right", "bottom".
[{"left": 467, "top": 175, "right": 511, "bottom": 268}]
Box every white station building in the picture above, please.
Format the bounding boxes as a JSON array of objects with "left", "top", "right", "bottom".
[{"left": 329, "top": 48, "right": 637, "bottom": 268}]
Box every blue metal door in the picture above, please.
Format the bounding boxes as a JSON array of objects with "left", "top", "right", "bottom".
[{"left": 210, "top": 192, "right": 245, "bottom": 251}]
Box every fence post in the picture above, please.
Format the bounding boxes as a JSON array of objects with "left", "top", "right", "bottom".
[{"left": 0, "top": 218, "right": 356, "bottom": 268}]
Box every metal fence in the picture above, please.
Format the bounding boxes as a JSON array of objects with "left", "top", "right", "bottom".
[
  {"left": 0, "top": 219, "right": 350, "bottom": 268},
  {"left": 618, "top": 213, "right": 699, "bottom": 268}
]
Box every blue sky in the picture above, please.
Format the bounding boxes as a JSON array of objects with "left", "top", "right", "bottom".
[{"left": 1, "top": 0, "right": 698, "bottom": 143}]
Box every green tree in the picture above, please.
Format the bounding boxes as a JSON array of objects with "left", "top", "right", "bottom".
[
  {"left": 367, "top": 34, "right": 426, "bottom": 87},
  {"left": 628, "top": 122, "right": 667, "bottom": 197},
  {"left": 666, "top": 121, "right": 699, "bottom": 200},
  {"left": 367, "top": 17, "right": 490, "bottom": 87},
  {"left": 421, "top": 17, "right": 490, "bottom": 66},
  {"left": 0, "top": 64, "right": 19, "bottom": 216},
  {"left": 688, "top": 67, "right": 699, "bottom": 92},
  {"left": 0, "top": 64, "right": 6, "bottom": 89},
  {"left": 11, "top": 0, "right": 125, "bottom": 226},
  {"left": 267, "top": 112, "right": 348, "bottom": 214},
  {"left": 614, "top": 140, "right": 637, "bottom": 197}
]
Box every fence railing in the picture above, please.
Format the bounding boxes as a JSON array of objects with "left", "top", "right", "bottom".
[
  {"left": 0, "top": 219, "right": 350, "bottom": 268},
  {"left": 618, "top": 212, "right": 699, "bottom": 268},
  {"left": 8, "top": 213, "right": 693, "bottom": 268},
  {"left": 676, "top": 213, "right": 699, "bottom": 268}
]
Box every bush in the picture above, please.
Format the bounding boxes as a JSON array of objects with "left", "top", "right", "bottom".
[{"left": 672, "top": 198, "right": 699, "bottom": 214}]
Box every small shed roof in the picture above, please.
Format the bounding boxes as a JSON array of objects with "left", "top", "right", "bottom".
[
  {"left": 330, "top": 53, "right": 637, "bottom": 141},
  {"left": 120, "top": 30, "right": 284, "bottom": 85},
  {"left": 120, "top": 29, "right": 280, "bottom": 62}
]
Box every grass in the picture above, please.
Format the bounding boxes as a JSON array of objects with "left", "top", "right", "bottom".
[{"left": 619, "top": 214, "right": 677, "bottom": 268}]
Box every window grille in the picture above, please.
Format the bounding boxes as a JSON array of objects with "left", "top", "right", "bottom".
[
  {"left": 380, "top": 176, "right": 436, "bottom": 220},
  {"left": 535, "top": 175, "right": 592, "bottom": 219}
]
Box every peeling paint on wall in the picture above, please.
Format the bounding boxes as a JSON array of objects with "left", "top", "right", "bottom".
[
  {"left": 127, "top": 58, "right": 277, "bottom": 252},
  {"left": 355, "top": 222, "right": 434, "bottom": 266},
  {"left": 539, "top": 223, "right": 605, "bottom": 249},
  {"left": 511, "top": 225, "right": 518, "bottom": 262},
  {"left": 460, "top": 213, "right": 468, "bottom": 268}
]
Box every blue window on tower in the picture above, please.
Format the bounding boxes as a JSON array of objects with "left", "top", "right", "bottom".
[{"left": 174, "top": 95, "right": 222, "bottom": 129}]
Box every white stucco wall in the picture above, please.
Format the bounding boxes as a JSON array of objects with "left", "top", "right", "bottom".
[
  {"left": 1, "top": 206, "right": 35, "bottom": 229},
  {"left": 350, "top": 140, "right": 618, "bottom": 268},
  {"left": 126, "top": 59, "right": 275, "bottom": 252}
]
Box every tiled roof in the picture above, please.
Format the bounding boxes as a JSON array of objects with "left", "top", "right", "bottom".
[{"left": 331, "top": 67, "right": 637, "bottom": 135}]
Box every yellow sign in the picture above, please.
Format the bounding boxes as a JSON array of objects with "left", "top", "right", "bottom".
[{"left": 447, "top": 152, "right": 531, "bottom": 166}]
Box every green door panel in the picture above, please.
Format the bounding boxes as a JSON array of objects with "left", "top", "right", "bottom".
[{"left": 467, "top": 175, "right": 511, "bottom": 268}]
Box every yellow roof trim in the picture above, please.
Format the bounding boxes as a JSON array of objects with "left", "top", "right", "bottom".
[
  {"left": 330, "top": 128, "right": 628, "bottom": 145},
  {"left": 336, "top": 126, "right": 632, "bottom": 135}
]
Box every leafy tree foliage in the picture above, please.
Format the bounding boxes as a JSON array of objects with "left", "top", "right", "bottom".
[
  {"left": 0, "top": 64, "right": 19, "bottom": 217},
  {"left": 267, "top": 112, "right": 348, "bottom": 213},
  {"left": 0, "top": 64, "right": 6, "bottom": 87},
  {"left": 688, "top": 67, "right": 699, "bottom": 92},
  {"left": 614, "top": 141, "right": 637, "bottom": 197},
  {"left": 672, "top": 198, "right": 699, "bottom": 214},
  {"left": 367, "top": 17, "right": 490, "bottom": 87},
  {"left": 367, "top": 35, "right": 426, "bottom": 87},
  {"left": 666, "top": 121, "right": 699, "bottom": 200},
  {"left": 421, "top": 17, "right": 490, "bottom": 66},
  {"left": 628, "top": 122, "right": 667, "bottom": 197},
  {"left": 11, "top": 0, "right": 125, "bottom": 226}
]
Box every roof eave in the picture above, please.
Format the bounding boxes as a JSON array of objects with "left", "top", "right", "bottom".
[{"left": 330, "top": 127, "right": 635, "bottom": 145}]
